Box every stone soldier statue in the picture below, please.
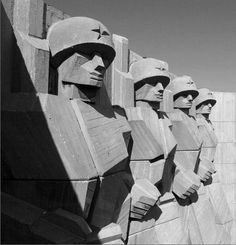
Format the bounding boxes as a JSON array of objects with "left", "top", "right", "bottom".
[
  {"left": 194, "top": 88, "right": 233, "bottom": 240},
  {"left": 48, "top": 17, "right": 161, "bottom": 243},
  {"left": 167, "top": 76, "right": 230, "bottom": 244},
  {"left": 123, "top": 58, "right": 200, "bottom": 244},
  {"left": 2, "top": 8, "right": 160, "bottom": 242}
]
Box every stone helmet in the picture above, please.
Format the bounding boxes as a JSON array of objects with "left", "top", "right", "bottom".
[
  {"left": 194, "top": 88, "right": 216, "bottom": 107},
  {"left": 129, "top": 58, "right": 170, "bottom": 89},
  {"left": 167, "top": 75, "right": 199, "bottom": 99},
  {"left": 47, "top": 17, "right": 116, "bottom": 68}
]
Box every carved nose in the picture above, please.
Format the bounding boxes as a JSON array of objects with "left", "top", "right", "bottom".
[
  {"left": 155, "top": 83, "right": 164, "bottom": 93},
  {"left": 93, "top": 54, "right": 105, "bottom": 74},
  {"left": 187, "top": 94, "right": 193, "bottom": 101}
]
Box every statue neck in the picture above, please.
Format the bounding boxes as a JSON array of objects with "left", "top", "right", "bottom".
[
  {"left": 196, "top": 113, "right": 209, "bottom": 120},
  {"left": 176, "top": 108, "right": 190, "bottom": 115},
  {"left": 136, "top": 100, "right": 160, "bottom": 110}
]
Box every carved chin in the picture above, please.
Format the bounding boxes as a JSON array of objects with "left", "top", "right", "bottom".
[
  {"left": 174, "top": 104, "right": 192, "bottom": 109},
  {"left": 89, "top": 78, "right": 103, "bottom": 87},
  {"left": 143, "top": 95, "right": 163, "bottom": 103},
  {"left": 201, "top": 109, "right": 211, "bottom": 114}
]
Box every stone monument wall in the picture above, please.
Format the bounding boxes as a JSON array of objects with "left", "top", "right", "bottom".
[
  {"left": 210, "top": 92, "right": 236, "bottom": 244},
  {"left": 1, "top": 0, "right": 235, "bottom": 244}
]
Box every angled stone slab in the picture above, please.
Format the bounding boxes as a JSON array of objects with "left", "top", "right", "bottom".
[
  {"left": 155, "top": 198, "right": 190, "bottom": 244},
  {"left": 72, "top": 99, "right": 130, "bottom": 176},
  {"left": 90, "top": 172, "right": 130, "bottom": 233},
  {"left": 2, "top": 94, "right": 98, "bottom": 180},
  {"left": 13, "top": 0, "right": 45, "bottom": 38},
  {"left": 128, "top": 120, "right": 163, "bottom": 161},
  {"left": 86, "top": 223, "right": 122, "bottom": 244},
  {"left": 1, "top": 192, "right": 87, "bottom": 244},
  {"left": 109, "top": 34, "right": 134, "bottom": 108},
  {"left": 2, "top": 179, "right": 97, "bottom": 219}
]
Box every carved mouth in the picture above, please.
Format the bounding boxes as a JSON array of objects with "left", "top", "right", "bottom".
[
  {"left": 155, "top": 94, "right": 163, "bottom": 100},
  {"left": 90, "top": 77, "right": 103, "bottom": 81},
  {"left": 90, "top": 72, "right": 104, "bottom": 80}
]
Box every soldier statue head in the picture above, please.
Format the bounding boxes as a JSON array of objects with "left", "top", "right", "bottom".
[
  {"left": 167, "top": 75, "right": 199, "bottom": 114},
  {"left": 195, "top": 88, "right": 216, "bottom": 119},
  {"left": 47, "top": 17, "right": 116, "bottom": 101},
  {"left": 129, "top": 58, "right": 170, "bottom": 109}
]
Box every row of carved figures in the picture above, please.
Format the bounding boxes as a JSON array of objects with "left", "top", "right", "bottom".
[{"left": 1, "top": 4, "right": 233, "bottom": 244}]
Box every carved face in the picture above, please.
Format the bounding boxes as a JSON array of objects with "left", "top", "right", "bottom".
[
  {"left": 196, "top": 101, "right": 213, "bottom": 114},
  {"left": 130, "top": 58, "right": 170, "bottom": 104},
  {"left": 194, "top": 88, "right": 216, "bottom": 115},
  {"left": 174, "top": 93, "right": 194, "bottom": 108},
  {"left": 135, "top": 81, "right": 166, "bottom": 103},
  {"left": 47, "top": 17, "right": 115, "bottom": 101},
  {"left": 167, "top": 75, "right": 198, "bottom": 109},
  {"left": 58, "top": 50, "right": 109, "bottom": 101}
]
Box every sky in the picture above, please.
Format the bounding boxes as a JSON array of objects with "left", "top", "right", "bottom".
[{"left": 44, "top": 0, "right": 236, "bottom": 92}]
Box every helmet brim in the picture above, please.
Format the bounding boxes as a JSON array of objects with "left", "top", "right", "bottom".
[
  {"left": 134, "top": 74, "right": 170, "bottom": 90},
  {"left": 174, "top": 89, "right": 199, "bottom": 100},
  {"left": 196, "top": 98, "right": 216, "bottom": 108},
  {"left": 50, "top": 42, "right": 116, "bottom": 68}
]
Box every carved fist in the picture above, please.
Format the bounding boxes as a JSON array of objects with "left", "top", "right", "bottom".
[
  {"left": 173, "top": 168, "right": 201, "bottom": 199},
  {"left": 130, "top": 179, "right": 161, "bottom": 219},
  {"left": 198, "top": 158, "right": 216, "bottom": 182}
]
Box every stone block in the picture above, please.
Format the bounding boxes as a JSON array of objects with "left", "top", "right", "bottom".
[
  {"left": 116, "top": 194, "right": 131, "bottom": 241},
  {"left": 190, "top": 193, "right": 227, "bottom": 244},
  {"left": 2, "top": 95, "right": 98, "bottom": 180},
  {"left": 1, "top": 0, "right": 15, "bottom": 25},
  {"left": 14, "top": 30, "right": 49, "bottom": 93},
  {"left": 169, "top": 118, "right": 202, "bottom": 151},
  {"left": 1, "top": 192, "right": 44, "bottom": 225},
  {"left": 110, "top": 34, "right": 134, "bottom": 107},
  {"left": 155, "top": 216, "right": 190, "bottom": 244},
  {"left": 129, "top": 205, "right": 161, "bottom": 235},
  {"left": 45, "top": 4, "right": 70, "bottom": 35},
  {"left": 212, "top": 122, "right": 236, "bottom": 143},
  {"left": 207, "top": 183, "right": 233, "bottom": 225},
  {"left": 90, "top": 173, "right": 130, "bottom": 230},
  {"left": 200, "top": 147, "right": 216, "bottom": 163},
  {"left": 129, "top": 120, "right": 164, "bottom": 161},
  {"left": 221, "top": 184, "right": 236, "bottom": 204},
  {"left": 13, "top": 0, "right": 45, "bottom": 38},
  {"left": 2, "top": 192, "right": 87, "bottom": 244},
  {"left": 172, "top": 169, "right": 200, "bottom": 198},
  {"left": 2, "top": 179, "right": 97, "bottom": 219},
  {"left": 215, "top": 164, "right": 236, "bottom": 184},
  {"left": 210, "top": 92, "right": 236, "bottom": 122},
  {"left": 127, "top": 226, "right": 160, "bottom": 244},
  {"left": 148, "top": 159, "right": 165, "bottom": 186},
  {"left": 160, "top": 89, "right": 174, "bottom": 113},
  {"left": 71, "top": 99, "right": 130, "bottom": 176},
  {"left": 156, "top": 200, "right": 179, "bottom": 225},
  {"left": 129, "top": 161, "right": 150, "bottom": 181},
  {"left": 130, "top": 179, "right": 161, "bottom": 219},
  {"left": 174, "top": 150, "right": 199, "bottom": 171},
  {"left": 214, "top": 143, "right": 236, "bottom": 164},
  {"left": 128, "top": 50, "right": 143, "bottom": 67},
  {"left": 31, "top": 214, "right": 85, "bottom": 244},
  {"left": 86, "top": 223, "right": 122, "bottom": 244},
  {"left": 54, "top": 208, "right": 92, "bottom": 235}
]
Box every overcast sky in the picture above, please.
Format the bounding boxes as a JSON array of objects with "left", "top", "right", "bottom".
[{"left": 44, "top": 0, "right": 236, "bottom": 92}]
